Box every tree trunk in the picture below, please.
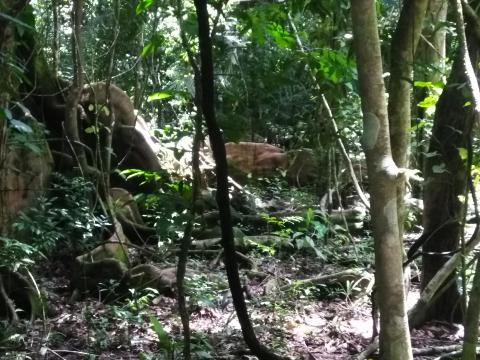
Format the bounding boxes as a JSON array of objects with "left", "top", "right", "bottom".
[
  {"left": 193, "top": 1, "right": 286, "bottom": 359},
  {"left": 388, "top": 0, "right": 428, "bottom": 240},
  {"left": 462, "top": 258, "right": 480, "bottom": 359},
  {"left": 351, "top": 1, "right": 412, "bottom": 359},
  {"left": 0, "top": 0, "right": 29, "bottom": 235},
  {"left": 412, "top": 0, "right": 447, "bottom": 198},
  {"left": 64, "top": 0, "right": 90, "bottom": 175},
  {"left": 421, "top": 23, "right": 479, "bottom": 323}
]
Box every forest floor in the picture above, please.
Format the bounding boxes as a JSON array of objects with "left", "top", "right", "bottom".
[{"left": 1, "top": 252, "right": 464, "bottom": 360}]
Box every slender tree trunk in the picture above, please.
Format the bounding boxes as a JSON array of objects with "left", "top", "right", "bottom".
[
  {"left": 193, "top": 1, "right": 286, "bottom": 359},
  {"left": 351, "top": 1, "right": 412, "bottom": 359},
  {"left": 133, "top": 26, "right": 144, "bottom": 109},
  {"left": 388, "top": 0, "right": 428, "bottom": 240},
  {"left": 412, "top": 0, "right": 447, "bottom": 198},
  {"left": 462, "top": 257, "right": 480, "bottom": 359},
  {"left": 174, "top": 1, "right": 204, "bottom": 357},
  {"left": 102, "top": 0, "right": 120, "bottom": 193},
  {"left": 52, "top": 0, "right": 60, "bottom": 76},
  {"left": 64, "top": 0, "right": 90, "bottom": 175}
]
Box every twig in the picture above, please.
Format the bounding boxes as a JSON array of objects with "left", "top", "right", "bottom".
[{"left": 280, "top": 268, "right": 372, "bottom": 291}]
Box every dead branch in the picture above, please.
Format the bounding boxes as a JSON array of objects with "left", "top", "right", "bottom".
[{"left": 280, "top": 269, "right": 373, "bottom": 292}]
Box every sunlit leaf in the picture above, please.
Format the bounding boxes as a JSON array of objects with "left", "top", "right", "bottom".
[
  {"left": 84, "top": 126, "right": 98, "bottom": 134},
  {"left": 458, "top": 147, "right": 468, "bottom": 161},
  {"left": 417, "top": 94, "right": 438, "bottom": 109},
  {"left": 147, "top": 92, "right": 172, "bottom": 102},
  {"left": 136, "top": 0, "right": 154, "bottom": 15},
  {"left": 141, "top": 43, "right": 154, "bottom": 57}
]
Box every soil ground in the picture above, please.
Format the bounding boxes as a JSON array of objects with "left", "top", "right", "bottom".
[{"left": 0, "top": 253, "right": 464, "bottom": 360}]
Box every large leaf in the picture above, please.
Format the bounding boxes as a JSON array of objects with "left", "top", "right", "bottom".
[
  {"left": 141, "top": 34, "right": 166, "bottom": 57},
  {"left": 0, "top": 12, "right": 34, "bottom": 30},
  {"left": 147, "top": 91, "right": 172, "bottom": 102},
  {"left": 149, "top": 316, "right": 173, "bottom": 352},
  {"left": 10, "top": 119, "right": 33, "bottom": 133}
]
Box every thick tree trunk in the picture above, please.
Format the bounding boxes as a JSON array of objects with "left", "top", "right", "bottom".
[
  {"left": 351, "top": 1, "right": 412, "bottom": 359},
  {"left": 0, "top": 0, "right": 29, "bottom": 235},
  {"left": 421, "top": 25, "right": 479, "bottom": 323}
]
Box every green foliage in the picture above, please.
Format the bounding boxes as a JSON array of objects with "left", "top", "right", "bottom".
[
  {"left": 189, "top": 332, "right": 215, "bottom": 359},
  {"left": 13, "top": 173, "right": 109, "bottom": 256},
  {"left": 4, "top": 104, "right": 49, "bottom": 155},
  {"left": 185, "top": 273, "right": 228, "bottom": 308},
  {"left": 120, "top": 168, "right": 168, "bottom": 187},
  {"left": 150, "top": 316, "right": 176, "bottom": 358},
  {"left": 0, "top": 322, "right": 26, "bottom": 351},
  {"left": 414, "top": 80, "right": 443, "bottom": 114},
  {"left": 260, "top": 209, "right": 332, "bottom": 258},
  {"left": 125, "top": 287, "right": 159, "bottom": 314},
  {"left": 0, "top": 237, "right": 37, "bottom": 270}
]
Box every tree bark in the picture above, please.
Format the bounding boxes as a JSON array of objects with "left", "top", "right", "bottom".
[
  {"left": 174, "top": 1, "right": 204, "bottom": 357},
  {"left": 64, "top": 0, "right": 90, "bottom": 175},
  {"left": 0, "top": 0, "right": 29, "bottom": 235},
  {"left": 412, "top": 0, "right": 447, "bottom": 198},
  {"left": 388, "top": 0, "right": 428, "bottom": 240},
  {"left": 421, "top": 20, "right": 479, "bottom": 323},
  {"left": 193, "top": 1, "right": 286, "bottom": 359},
  {"left": 462, "top": 257, "right": 480, "bottom": 359},
  {"left": 351, "top": 1, "right": 412, "bottom": 359}
]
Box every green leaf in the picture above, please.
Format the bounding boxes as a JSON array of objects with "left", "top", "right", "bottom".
[
  {"left": 417, "top": 94, "right": 438, "bottom": 109},
  {"left": 141, "top": 43, "right": 154, "bottom": 57},
  {"left": 3, "top": 108, "right": 12, "bottom": 120},
  {"left": 10, "top": 119, "right": 33, "bottom": 133},
  {"left": 24, "top": 142, "right": 41, "bottom": 154},
  {"left": 432, "top": 163, "right": 447, "bottom": 174},
  {"left": 266, "top": 23, "right": 295, "bottom": 49},
  {"left": 424, "top": 151, "right": 439, "bottom": 158},
  {"left": 147, "top": 92, "right": 172, "bottom": 102},
  {"left": 149, "top": 316, "right": 173, "bottom": 352},
  {"left": 458, "top": 147, "right": 468, "bottom": 161},
  {"left": 141, "top": 34, "right": 165, "bottom": 57},
  {"left": 84, "top": 126, "right": 98, "bottom": 134},
  {"left": 0, "top": 12, "right": 34, "bottom": 30},
  {"left": 414, "top": 80, "right": 444, "bottom": 89},
  {"left": 136, "top": 0, "right": 154, "bottom": 15},
  {"left": 411, "top": 120, "right": 427, "bottom": 131}
]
